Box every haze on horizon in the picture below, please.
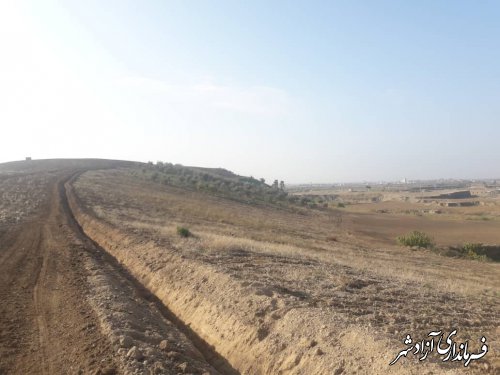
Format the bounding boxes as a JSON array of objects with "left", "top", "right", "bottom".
[{"left": 1, "top": 1, "right": 499, "bottom": 184}]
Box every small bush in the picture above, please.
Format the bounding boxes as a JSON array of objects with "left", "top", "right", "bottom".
[
  {"left": 397, "top": 231, "right": 433, "bottom": 248},
  {"left": 462, "top": 242, "right": 482, "bottom": 253},
  {"left": 337, "top": 202, "right": 345, "bottom": 208},
  {"left": 461, "top": 242, "right": 487, "bottom": 261},
  {"left": 177, "top": 226, "right": 191, "bottom": 238}
]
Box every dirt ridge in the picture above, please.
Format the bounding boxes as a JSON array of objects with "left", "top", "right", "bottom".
[
  {"left": 66, "top": 172, "right": 469, "bottom": 375},
  {"left": 62, "top": 173, "right": 236, "bottom": 375}
]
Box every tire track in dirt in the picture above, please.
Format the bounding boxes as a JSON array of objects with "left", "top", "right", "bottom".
[
  {"left": 0, "top": 173, "right": 119, "bottom": 374},
  {"left": 0, "top": 223, "right": 44, "bottom": 374},
  {"left": 32, "top": 230, "right": 51, "bottom": 375}
]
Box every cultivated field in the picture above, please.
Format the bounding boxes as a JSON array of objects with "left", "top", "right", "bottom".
[
  {"left": 290, "top": 184, "right": 500, "bottom": 248},
  {"left": 0, "top": 159, "right": 498, "bottom": 374}
]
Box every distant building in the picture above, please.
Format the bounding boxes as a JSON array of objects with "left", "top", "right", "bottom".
[{"left": 25, "top": 157, "right": 32, "bottom": 161}]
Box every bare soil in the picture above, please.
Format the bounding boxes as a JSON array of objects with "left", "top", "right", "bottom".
[
  {"left": 0, "top": 160, "right": 223, "bottom": 374},
  {"left": 72, "top": 167, "right": 499, "bottom": 374},
  {"left": 295, "top": 187, "right": 500, "bottom": 247},
  {"left": 1, "top": 160, "right": 498, "bottom": 374}
]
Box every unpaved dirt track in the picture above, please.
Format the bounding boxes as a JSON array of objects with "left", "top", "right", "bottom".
[
  {"left": 0, "top": 163, "right": 225, "bottom": 374},
  {"left": 0, "top": 172, "right": 118, "bottom": 374}
]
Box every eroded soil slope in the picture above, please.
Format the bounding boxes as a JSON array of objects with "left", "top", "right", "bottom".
[{"left": 71, "top": 167, "right": 500, "bottom": 374}]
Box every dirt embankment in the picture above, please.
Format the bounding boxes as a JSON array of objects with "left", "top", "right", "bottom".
[{"left": 67, "top": 175, "right": 489, "bottom": 374}]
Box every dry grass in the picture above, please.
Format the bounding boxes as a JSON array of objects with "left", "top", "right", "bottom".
[
  {"left": 75, "top": 169, "right": 500, "bottom": 297},
  {"left": 73, "top": 168, "right": 500, "bottom": 372}
]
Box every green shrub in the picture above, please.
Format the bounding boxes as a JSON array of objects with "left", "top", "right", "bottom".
[
  {"left": 177, "top": 226, "right": 191, "bottom": 238},
  {"left": 461, "top": 242, "right": 487, "bottom": 261},
  {"left": 337, "top": 202, "right": 345, "bottom": 208},
  {"left": 397, "top": 231, "right": 433, "bottom": 248},
  {"left": 462, "top": 242, "right": 482, "bottom": 253}
]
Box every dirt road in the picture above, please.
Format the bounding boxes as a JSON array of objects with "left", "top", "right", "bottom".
[
  {"left": 0, "top": 166, "right": 225, "bottom": 374},
  {"left": 0, "top": 172, "right": 118, "bottom": 373}
]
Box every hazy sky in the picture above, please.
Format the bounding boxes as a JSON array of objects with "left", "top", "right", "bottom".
[{"left": 1, "top": 1, "right": 499, "bottom": 183}]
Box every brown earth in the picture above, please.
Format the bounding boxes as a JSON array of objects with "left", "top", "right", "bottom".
[
  {"left": 343, "top": 209, "right": 500, "bottom": 247},
  {"left": 293, "top": 187, "right": 500, "bottom": 248},
  {"left": 72, "top": 167, "right": 499, "bottom": 374},
  {"left": 0, "top": 160, "right": 224, "bottom": 375},
  {"left": 1, "top": 159, "right": 499, "bottom": 374}
]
